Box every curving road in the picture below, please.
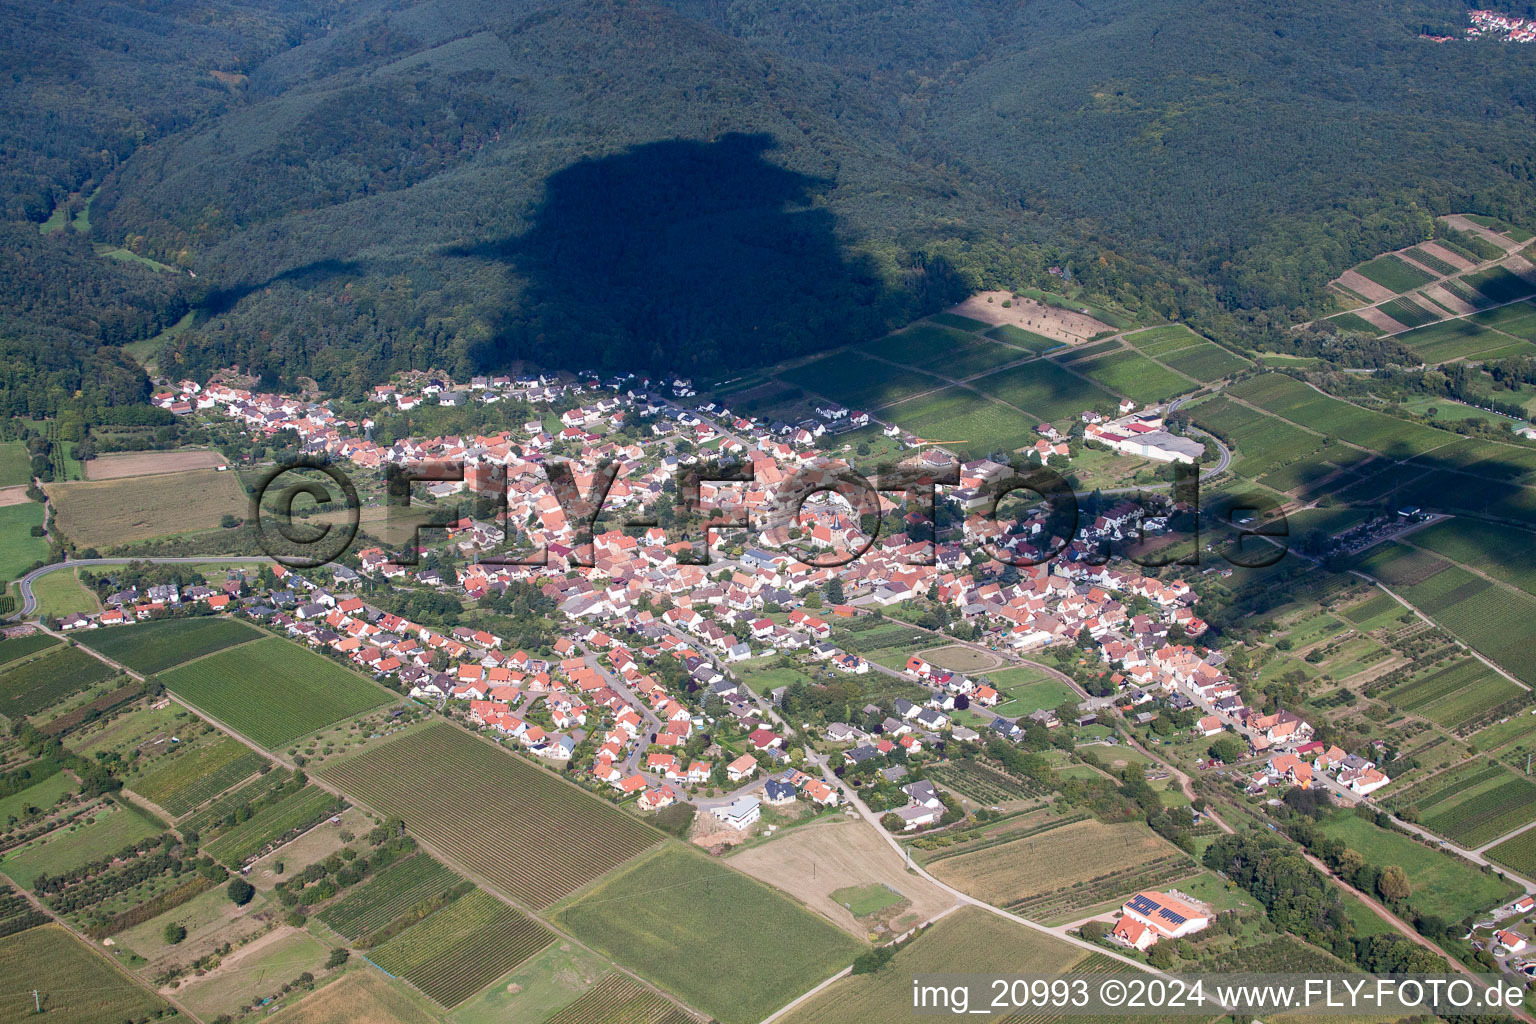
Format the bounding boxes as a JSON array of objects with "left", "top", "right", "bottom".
[{"left": 9, "top": 556, "right": 267, "bottom": 621}]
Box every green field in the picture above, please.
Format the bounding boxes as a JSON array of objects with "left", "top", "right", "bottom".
[
  {"left": 829, "top": 883, "right": 903, "bottom": 917},
  {"left": 0, "top": 632, "right": 59, "bottom": 668},
  {"left": 0, "top": 803, "right": 162, "bottom": 887},
  {"left": 1377, "top": 296, "right": 1439, "bottom": 329},
  {"left": 780, "top": 905, "right": 1086, "bottom": 1024},
  {"left": 203, "top": 784, "right": 342, "bottom": 866},
  {"left": 29, "top": 569, "right": 98, "bottom": 618},
  {"left": 128, "top": 737, "right": 268, "bottom": 816},
  {"left": 1229, "top": 374, "right": 1448, "bottom": 459},
  {"left": 1069, "top": 348, "right": 1195, "bottom": 403},
  {"left": 0, "top": 924, "right": 168, "bottom": 1024},
  {"left": 969, "top": 359, "right": 1116, "bottom": 422},
  {"left": 0, "top": 771, "right": 75, "bottom": 824},
  {"left": 372, "top": 889, "right": 553, "bottom": 1007},
  {"left": 555, "top": 845, "right": 865, "bottom": 1024},
  {"left": 160, "top": 636, "right": 392, "bottom": 747},
  {"left": 778, "top": 349, "right": 944, "bottom": 410},
  {"left": 80, "top": 615, "right": 264, "bottom": 675},
  {"left": 884, "top": 385, "right": 1036, "bottom": 456},
  {"left": 0, "top": 644, "right": 117, "bottom": 719},
  {"left": 1382, "top": 658, "right": 1522, "bottom": 732},
  {"left": 1394, "top": 319, "right": 1509, "bottom": 362},
  {"left": 1463, "top": 266, "right": 1536, "bottom": 305},
  {"left": 864, "top": 322, "right": 1023, "bottom": 378},
  {"left": 319, "top": 853, "right": 463, "bottom": 941},
  {"left": 322, "top": 723, "right": 660, "bottom": 910},
  {"left": 986, "top": 665, "right": 1076, "bottom": 715},
  {"left": 986, "top": 323, "right": 1065, "bottom": 354},
  {"left": 1356, "top": 254, "right": 1436, "bottom": 293},
  {"left": 175, "top": 928, "right": 328, "bottom": 1020},
  {"left": 0, "top": 503, "right": 49, "bottom": 586},
  {"left": 1471, "top": 299, "right": 1536, "bottom": 341},
  {"left": 0, "top": 442, "right": 31, "bottom": 488},
  {"left": 1317, "top": 812, "right": 1517, "bottom": 920},
  {"left": 1357, "top": 542, "right": 1536, "bottom": 686}
]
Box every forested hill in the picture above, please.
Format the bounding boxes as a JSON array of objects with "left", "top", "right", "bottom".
[{"left": 4, "top": 0, "right": 1536, "bottom": 404}]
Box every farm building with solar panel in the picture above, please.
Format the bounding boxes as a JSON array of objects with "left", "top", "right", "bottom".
[{"left": 1111, "top": 890, "right": 1212, "bottom": 950}]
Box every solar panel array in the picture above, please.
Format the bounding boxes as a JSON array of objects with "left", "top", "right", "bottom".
[{"left": 1126, "top": 894, "right": 1187, "bottom": 928}]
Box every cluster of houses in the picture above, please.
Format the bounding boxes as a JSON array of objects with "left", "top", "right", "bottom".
[
  {"left": 125, "top": 364, "right": 1414, "bottom": 829},
  {"left": 1467, "top": 9, "right": 1536, "bottom": 42}
]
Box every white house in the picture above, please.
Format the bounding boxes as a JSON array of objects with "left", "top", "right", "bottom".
[{"left": 712, "top": 795, "right": 761, "bottom": 831}]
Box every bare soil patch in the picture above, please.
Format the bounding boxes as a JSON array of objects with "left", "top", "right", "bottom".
[
  {"left": 1420, "top": 241, "right": 1476, "bottom": 271},
  {"left": 1443, "top": 215, "right": 1523, "bottom": 254},
  {"left": 1335, "top": 270, "right": 1397, "bottom": 303},
  {"left": 0, "top": 485, "right": 28, "bottom": 507},
  {"left": 271, "top": 970, "right": 438, "bottom": 1024},
  {"left": 1356, "top": 306, "right": 1410, "bottom": 333},
  {"left": 1420, "top": 284, "right": 1477, "bottom": 316},
  {"left": 1394, "top": 252, "right": 1444, "bottom": 279},
  {"left": 689, "top": 811, "right": 750, "bottom": 853},
  {"left": 728, "top": 817, "right": 957, "bottom": 938},
  {"left": 947, "top": 290, "right": 1113, "bottom": 344},
  {"left": 85, "top": 449, "right": 226, "bottom": 480}
]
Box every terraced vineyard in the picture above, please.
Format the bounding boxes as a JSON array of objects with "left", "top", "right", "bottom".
[
  {"left": 1377, "top": 296, "right": 1438, "bottom": 329},
  {"left": 1356, "top": 254, "right": 1436, "bottom": 293},
  {"left": 1007, "top": 853, "right": 1199, "bottom": 921},
  {"left": 1188, "top": 395, "right": 1322, "bottom": 477},
  {"left": 1487, "top": 827, "right": 1536, "bottom": 879},
  {"left": 0, "top": 645, "right": 117, "bottom": 718},
  {"left": 544, "top": 974, "right": 693, "bottom": 1024},
  {"left": 204, "top": 785, "right": 343, "bottom": 866},
  {"left": 319, "top": 853, "right": 463, "bottom": 941},
  {"left": 181, "top": 767, "right": 291, "bottom": 833},
  {"left": 161, "top": 636, "right": 393, "bottom": 747},
  {"left": 1382, "top": 658, "right": 1524, "bottom": 732},
  {"left": 321, "top": 723, "right": 660, "bottom": 909},
  {"left": 1229, "top": 374, "right": 1447, "bottom": 458},
  {"left": 1388, "top": 761, "right": 1536, "bottom": 848},
  {"left": 1464, "top": 265, "right": 1536, "bottom": 304},
  {"left": 128, "top": 738, "right": 267, "bottom": 816},
  {"left": 1357, "top": 543, "right": 1536, "bottom": 685},
  {"left": 926, "top": 758, "right": 1043, "bottom": 804},
  {"left": 1068, "top": 348, "right": 1194, "bottom": 404},
  {"left": 0, "top": 632, "right": 59, "bottom": 668},
  {"left": 968, "top": 359, "right": 1115, "bottom": 422},
  {"left": 78, "top": 616, "right": 263, "bottom": 674},
  {"left": 370, "top": 889, "right": 553, "bottom": 1007}
]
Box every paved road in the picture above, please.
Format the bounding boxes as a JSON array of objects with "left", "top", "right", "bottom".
[{"left": 10, "top": 556, "right": 266, "bottom": 620}]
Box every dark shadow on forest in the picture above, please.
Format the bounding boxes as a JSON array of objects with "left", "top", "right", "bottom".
[
  {"left": 446, "top": 132, "right": 967, "bottom": 375},
  {"left": 200, "top": 258, "right": 367, "bottom": 317}
]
